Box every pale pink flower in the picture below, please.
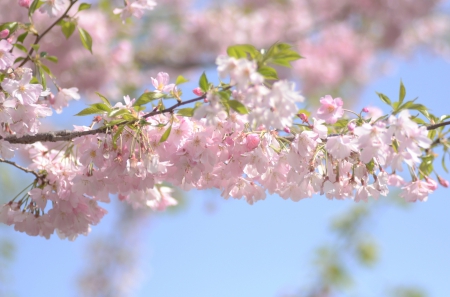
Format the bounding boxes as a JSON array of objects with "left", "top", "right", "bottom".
[
  {"left": 325, "top": 135, "right": 357, "bottom": 159},
  {"left": 2, "top": 72, "right": 43, "bottom": 105},
  {"left": 113, "top": 0, "right": 157, "bottom": 23},
  {"left": 39, "top": 0, "right": 68, "bottom": 17},
  {"left": 0, "top": 40, "right": 14, "bottom": 70},
  {"left": 151, "top": 72, "right": 175, "bottom": 93},
  {"left": 51, "top": 87, "right": 80, "bottom": 114},
  {"left": 400, "top": 180, "right": 433, "bottom": 202},
  {"left": 316, "top": 95, "right": 344, "bottom": 124}
]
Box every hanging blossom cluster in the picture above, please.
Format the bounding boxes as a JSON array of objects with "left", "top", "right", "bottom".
[{"left": 0, "top": 1, "right": 448, "bottom": 240}]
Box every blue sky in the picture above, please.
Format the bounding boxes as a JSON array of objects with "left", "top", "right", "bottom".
[{"left": 2, "top": 48, "right": 450, "bottom": 297}]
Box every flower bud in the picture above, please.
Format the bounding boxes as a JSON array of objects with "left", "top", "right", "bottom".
[
  {"left": 438, "top": 176, "right": 449, "bottom": 188},
  {"left": 362, "top": 107, "right": 369, "bottom": 113},
  {"left": 0, "top": 29, "right": 9, "bottom": 39},
  {"left": 284, "top": 127, "right": 291, "bottom": 134},
  {"left": 193, "top": 87, "right": 204, "bottom": 96},
  {"left": 347, "top": 121, "right": 356, "bottom": 131},
  {"left": 298, "top": 113, "right": 308, "bottom": 122},
  {"left": 246, "top": 134, "right": 260, "bottom": 150},
  {"left": 18, "top": 0, "right": 32, "bottom": 8}
]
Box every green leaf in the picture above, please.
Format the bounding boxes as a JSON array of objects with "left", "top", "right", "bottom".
[
  {"left": 160, "top": 123, "right": 172, "bottom": 143},
  {"left": 17, "top": 32, "right": 28, "bottom": 43},
  {"left": 227, "top": 44, "right": 261, "bottom": 59},
  {"left": 376, "top": 92, "right": 392, "bottom": 106},
  {"left": 177, "top": 107, "right": 194, "bottom": 117},
  {"left": 75, "top": 104, "right": 110, "bottom": 116},
  {"left": 399, "top": 80, "right": 406, "bottom": 106},
  {"left": 13, "top": 43, "right": 28, "bottom": 53},
  {"left": 175, "top": 75, "right": 189, "bottom": 85},
  {"left": 40, "top": 64, "right": 51, "bottom": 75},
  {"left": 37, "top": 66, "right": 46, "bottom": 89},
  {"left": 228, "top": 100, "right": 248, "bottom": 114},
  {"left": 133, "top": 92, "right": 165, "bottom": 106},
  {"left": 78, "top": 3, "right": 91, "bottom": 11},
  {"left": 91, "top": 103, "right": 111, "bottom": 112},
  {"left": 109, "top": 108, "right": 131, "bottom": 118},
  {"left": 78, "top": 27, "right": 93, "bottom": 53},
  {"left": 95, "top": 92, "right": 112, "bottom": 107},
  {"left": 60, "top": 20, "right": 76, "bottom": 39},
  {"left": 264, "top": 43, "right": 302, "bottom": 68},
  {"left": 13, "top": 57, "right": 25, "bottom": 64},
  {"left": 45, "top": 55, "right": 58, "bottom": 63},
  {"left": 258, "top": 66, "right": 278, "bottom": 80},
  {"left": 31, "top": 44, "right": 40, "bottom": 52},
  {"left": 199, "top": 72, "right": 209, "bottom": 92},
  {"left": 112, "top": 124, "right": 125, "bottom": 149},
  {"left": 442, "top": 154, "right": 448, "bottom": 173},
  {"left": 104, "top": 119, "right": 127, "bottom": 127},
  {"left": 29, "top": 0, "right": 42, "bottom": 16},
  {"left": 419, "top": 155, "right": 434, "bottom": 178}
]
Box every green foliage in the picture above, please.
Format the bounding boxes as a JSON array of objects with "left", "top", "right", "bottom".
[
  {"left": 29, "top": 0, "right": 43, "bottom": 16},
  {"left": 78, "top": 28, "right": 93, "bottom": 53},
  {"left": 133, "top": 92, "right": 165, "bottom": 107},
  {"left": 228, "top": 100, "right": 248, "bottom": 114},
  {"left": 59, "top": 20, "right": 76, "bottom": 39},
  {"left": 0, "top": 22, "right": 19, "bottom": 36},
  {"left": 75, "top": 103, "right": 111, "bottom": 116},
  {"left": 177, "top": 107, "right": 195, "bottom": 117},
  {"left": 175, "top": 75, "right": 189, "bottom": 85},
  {"left": 78, "top": 3, "right": 92, "bottom": 11},
  {"left": 199, "top": 72, "right": 209, "bottom": 92}
]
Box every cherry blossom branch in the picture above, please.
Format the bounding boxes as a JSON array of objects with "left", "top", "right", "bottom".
[
  {"left": 18, "top": 0, "right": 78, "bottom": 67},
  {"left": 0, "top": 157, "right": 39, "bottom": 179},
  {"left": 0, "top": 90, "right": 447, "bottom": 146},
  {"left": 426, "top": 120, "right": 450, "bottom": 131}
]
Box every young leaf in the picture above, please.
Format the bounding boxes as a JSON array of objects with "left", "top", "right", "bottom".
[
  {"left": 160, "top": 124, "right": 172, "bottom": 143},
  {"left": 78, "top": 3, "right": 91, "bottom": 11},
  {"left": 228, "top": 100, "right": 248, "bottom": 114},
  {"left": 95, "top": 92, "right": 112, "bottom": 107},
  {"left": 258, "top": 66, "right": 278, "bottom": 80},
  {"left": 177, "top": 107, "right": 194, "bottom": 117},
  {"left": 78, "top": 28, "right": 93, "bottom": 53},
  {"left": 112, "top": 124, "right": 125, "bottom": 149},
  {"left": 0, "top": 22, "right": 19, "bottom": 35},
  {"left": 133, "top": 92, "right": 165, "bottom": 106},
  {"left": 45, "top": 55, "right": 58, "bottom": 63},
  {"left": 17, "top": 32, "right": 28, "bottom": 43},
  {"left": 376, "top": 92, "right": 392, "bottom": 106},
  {"left": 60, "top": 20, "right": 76, "bottom": 39},
  {"left": 227, "top": 44, "right": 261, "bottom": 59},
  {"left": 109, "top": 108, "right": 131, "bottom": 118},
  {"left": 13, "top": 43, "right": 28, "bottom": 53},
  {"left": 75, "top": 104, "right": 109, "bottom": 116},
  {"left": 175, "top": 75, "right": 189, "bottom": 85},
  {"left": 399, "top": 80, "right": 406, "bottom": 106},
  {"left": 29, "top": 0, "right": 42, "bottom": 16},
  {"left": 199, "top": 72, "right": 209, "bottom": 92}
]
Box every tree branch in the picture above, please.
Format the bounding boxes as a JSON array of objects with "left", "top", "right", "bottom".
[
  {"left": 426, "top": 120, "right": 450, "bottom": 131},
  {"left": 0, "top": 157, "right": 39, "bottom": 179}
]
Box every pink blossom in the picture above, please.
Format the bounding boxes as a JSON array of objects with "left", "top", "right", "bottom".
[
  {"left": 316, "top": 95, "right": 344, "bottom": 124},
  {"left": 400, "top": 180, "right": 433, "bottom": 202},
  {"left": 151, "top": 72, "right": 175, "bottom": 93},
  {"left": 325, "top": 135, "right": 357, "bottom": 159},
  {"left": 51, "top": 88, "right": 80, "bottom": 114},
  {"left": 0, "top": 40, "right": 14, "bottom": 70},
  {"left": 113, "top": 0, "right": 157, "bottom": 23},
  {"left": 39, "top": 0, "right": 68, "bottom": 17},
  {"left": 1, "top": 71, "right": 43, "bottom": 105}
]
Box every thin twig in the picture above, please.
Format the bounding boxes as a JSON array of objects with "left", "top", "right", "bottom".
[
  {"left": 427, "top": 120, "right": 450, "bottom": 131},
  {"left": 0, "top": 157, "right": 39, "bottom": 179},
  {"left": 18, "top": 0, "right": 78, "bottom": 67}
]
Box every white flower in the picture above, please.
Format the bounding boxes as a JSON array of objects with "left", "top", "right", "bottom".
[
  {"left": 39, "top": 0, "right": 69, "bottom": 17},
  {"left": 0, "top": 40, "right": 14, "bottom": 70},
  {"left": 1, "top": 72, "right": 43, "bottom": 105}
]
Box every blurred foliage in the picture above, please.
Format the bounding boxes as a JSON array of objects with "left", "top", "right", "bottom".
[{"left": 282, "top": 197, "right": 427, "bottom": 297}]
